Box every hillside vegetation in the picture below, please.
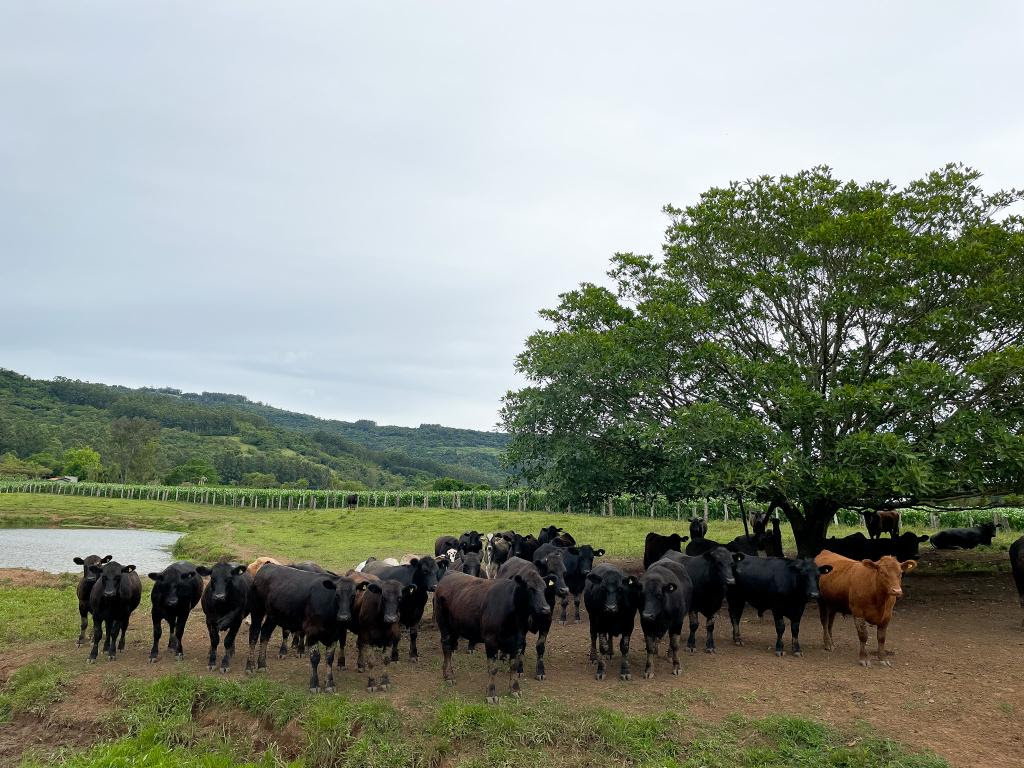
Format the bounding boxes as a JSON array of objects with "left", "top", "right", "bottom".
[{"left": 0, "top": 369, "right": 509, "bottom": 489}]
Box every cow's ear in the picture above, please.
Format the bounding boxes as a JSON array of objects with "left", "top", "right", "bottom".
[
  {"left": 626, "top": 576, "right": 641, "bottom": 590},
  {"left": 664, "top": 582, "right": 677, "bottom": 593},
  {"left": 900, "top": 560, "right": 917, "bottom": 572},
  {"left": 594, "top": 549, "right": 605, "bottom": 557},
  {"left": 148, "top": 572, "right": 161, "bottom": 581},
  {"left": 567, "top": 546, "right": 579, "bottom": 555},
  {"left": 409, "top": 558, "right": 420, "bottom": 567},
  {"left": 513, "top": 575, "right": 527, "bottom": 586},
  {"left": 356, "top": 581, "right": 369, "bottom": 591},
  {"left": 321, "top": 579, "right": 337, "bottom": 591},
  {"left": 918, "top": 535, "right": 929, "bottom": 542},
  {"left": 124, "top": 564, "right": 136, "bottom": 572},
  {"left": 73, "top": 557, "right": 85, "bottom": 565},
  {"left": 405, "top": 584, "right": 417, "bottom": 594},
  {"left": 232, "top": 565, "right": 247, "bottom": 576},
  {"left": 196, "top": 566, "right": 212, "bottom": 577},
  {"left": 732, "top": 553, "right": 745, "bottom": 562},
  {"left": 586, "top": 572, "right": 602, "bottom": 584},
  {"left": 861, "top": 560, "right": 879, "bottom": 569},
  {"left": 368, "top": 582, "right": 382, "bottom": 594},
  {"left": 546, "top": 577, "right": 556, "bottom": 588},
  {"left": 681, "top": 536, "right": 689, "bottom": 542},
  {"left": 818, "top": 565, "right": 833, "bottom": 575},
  {"left": 101, "top": 555, "right": 113, "bottom": 563}
]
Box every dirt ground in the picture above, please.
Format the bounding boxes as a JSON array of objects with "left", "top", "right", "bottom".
[{"left": 2, "top": 559, "right": 1022, "bottom": 768}]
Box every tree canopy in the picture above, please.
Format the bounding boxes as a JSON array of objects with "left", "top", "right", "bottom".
[{"left": 502, "top": 165, "right": 1024, "bottom": 553}]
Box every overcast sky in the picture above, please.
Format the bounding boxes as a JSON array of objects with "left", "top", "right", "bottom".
[{"left": 1, "top": 2, "right": 1022, "bottom": 430}]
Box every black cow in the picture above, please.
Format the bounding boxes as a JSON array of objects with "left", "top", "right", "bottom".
[
  {"left": 361, "top": 556, "right": 441, "bottom": 662},
  {"left": 557, "top": 544, "right": 605, "bottom": 624},
  {"left": 459, "top": 531, "right": 484, "bottom": 554},
  {"left": 196, "top": 562, "right": 252, "bottom": 672},
  {"left": 765, "top": 518, "right": 784, "bottom": 558},
  {"left": 246, "top": 564, "right": 358, "bottom": 692},
  {"left": 530, "top": 544, "right": 570, "bottom": 595},
  {"left": 434, "top": 570, "right": 549, "bottom": 702},
  {"left": 435, "top": 535, "right": 460, "bottom": 558},
  {"left": 450, "top": 551, "right": 482, "bottom": 577},
  {"left": 751, "top": 510, "right": 770, "bottom": 536},
  {"left": 661, "top": 548, "right": 743, "bottom": 653},
  {"left": 551, "top": 532, "right": 577, "bottom": 548},
  {"left": 1010, "top": 536, "right": 1024, "bottom": 625},
  {"left": 685, "top": 538, "right": 724, "bottom": 556},
  {"left": 87, "top": 561, "right": 141, "bottom": 663},
  {"left": 584, "top": 563, "right": 641, "bottom": 680},
  {"left": 537, "top": 525, "right": 565, "bottom": 545},
  {"left": 279, "top": 560, "right": 338, "bottom": 657},
  {"left": 638, "top": 558, "right": 693, "bottom": 678},
  {"left": 511, "top": 533, "right": 540, "bottom": 561},
  {"left": 727, "top": 557, "right": 832, "bottom": 656},
  {"left": 930, "top": 522, "right": 1000, "bottom": 550},
  {"left": 689, "top": 518, "right": 708, "bottom": 541},
  {"left": 643, "top": 532, "right": 689, "bottom": 569},
  {"left": 73, "top": 554, "right": 112, "bottom": 646},
  {"left": 823, "top": 531, "right": 929, "bottom": 561},
  {"left": 498, "top": 557, "right": 566, "bottom": 680},
  {"left": 353, "top": 577, "right": 407, "bottom": 692},
  {"left": 148, "top": 562, "right": 203, "bottom": 663}
]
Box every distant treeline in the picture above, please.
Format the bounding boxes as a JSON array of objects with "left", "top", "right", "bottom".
[{"left": 0, "top": 369, "right": 510, "bottom": 490}]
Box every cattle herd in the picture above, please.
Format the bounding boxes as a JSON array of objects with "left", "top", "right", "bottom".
[{"left": 70, "top": 518, "right": 1024, "bottom": 703}]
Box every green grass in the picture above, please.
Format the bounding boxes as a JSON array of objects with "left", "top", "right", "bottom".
[
  {"left": 15, "top": 674, "right": 946, "bottom": 768},
  {"left": 0, "top": 577, "right": 80, "bottom": 648},
  {"left": 0, "top": 660, "right": 75, "bottom": 722}
]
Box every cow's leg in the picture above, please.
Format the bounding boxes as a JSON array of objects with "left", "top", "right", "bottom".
[
  {"left": 508, "top": 654, "right": 521, "bottom": 698},
  {"left": 293, "top": 631, "right": 305, "bottom": 658},
  {"left": 337, "top": 628, "right": 348, "bottom": 669},
  {"left": 486, "top": 651, "right": 499, "bottom": 703},
  {"left": 364, "top": 644, "right": 378, "bottom": 692},
  {"left": 441, "top": 634, "right": 456, "bottom": 683},
  {"left": 222, "top": 618, "right": 241, "bottom": 673},
  {"left": 279, "top": 629, "right": 290, "bottom": 659},
  {"left": 324, "top": 642, "right": 337, "bottom": 692},
  {"left": 379, "top": 648, "right": 392, "bottom": 692},
  {"left": 644, "top": 633, "right": 657, "bottom": 679},
  {"left": 408, "top": 624, "right": 419, "bottom": 662},
  {"left": 704, "top": 614, "right": 716, "bottom": 653},
  {"left": 256, "top": 619, "right": 275, "bottom": 671},
  {"left": 559, "top": 595, "right": 569, "bottom": 624},
  {"left": 107, "top": 619, "right": 120, "bottom": 660},
  {"left": 174, "top": 613, "right": 187, "bottom": 659},
  {"left": 589, "top": 628, "right": 599, "bottom": 664},
  {"left": 118, "top": 615, "right": 129, "bottom": 652},
  {"left": 595, "top": 633, "right": 608, "bottom": 680},
  {"left": 854, "top": 617, "right": 870, "bottom": 666},
  {"left": 535, "top": 630, "right": 548, "bottom": 680},
  {"left": 619, "top": 634, "right": 632, "bottom": 680},
  {"left": 818, "top": 602, "right": 833, "bottom": 651},
  {"left": 88, "top": 618, "right": 103, "bottom": 662},
  {"left": 729, "top": 601, "right": 744, "bottom": 646},
  {"left": 466, "top": 640, "right": 477, "bottom": 654},
  {"left": 669, "top": 632, "right": 681, "bottom": 676},
  {"left": 309, "top": 644, "right": 322, "bottom": 693},
  {"left": 390, "top": 633, "right": 400, "bottom": 663},
  {"left": 357, "top": 639, "right": 367, "bottom": 673},
  {"left": 149, "top": 613, "right": 163, "bottom": 662},
  {"left": 206, "top": 618, "right": 219, "bottom": 670},
  {"left": 77, "top": 604, "right": 89, "bottom": 646},
  {"left": 573, "top": 594, "right": 582, "bottom": 623},
  {"left": 875, "top": 622, "right": 890, "bottom": 666},
  {"left": 245, "top": 609, "right": 263, "bottom": 672},
  {"left": 791, "top": 615, "right": 803, "bottom": 657},
  {"left": 686, "top": 611, "right": 699, "bottom": 653},
  {"left": 773, "top": 611, "right": 786, "bottom": 656},
  {"left": 166, "top": 615, "right": 177, "bottom": 651}
]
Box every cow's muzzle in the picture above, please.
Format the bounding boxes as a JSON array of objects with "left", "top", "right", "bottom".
[{"left": 384, "top": 614, "right": 399, "bottom": 624}]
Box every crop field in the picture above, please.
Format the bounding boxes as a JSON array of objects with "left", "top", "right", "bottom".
[{"left": 0, "top": 494, "right": 1021, "bottom": 767}]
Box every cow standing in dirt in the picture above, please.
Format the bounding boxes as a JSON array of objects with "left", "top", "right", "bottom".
[
  {"left": 352, "top": 575, "right": 406, "bottom": 692},
  {"left": 360, "top": 556, "right": 441, "bottom": 662},
  {"left": 638, "top": 558, "right": 693, "bottom": 678},
  {"left": 584, "top": 563, "right": 641, "bottom": 680},
  {"left": 815, "top": 550, "right": 916, "bottom": 666},
  {"left": 87, "top": 560, "right": 141, "bottom": 663},
  {"left": 73, "top": 554, "right": 111, "bottom": 646},
  {"left": 197, "top": 562, "right": 252, "bottom": 672},
  {"left": 148, "top": 561, "right": 203, "bottom": 663},
  {"left": 497, "top": 557, "right": 566, "bottom": 680}
]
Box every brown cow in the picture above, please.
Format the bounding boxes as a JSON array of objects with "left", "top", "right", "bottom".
[
  {"left": 352, "top": 574, "right": 406, "bottom": 692},
  {"left": 246, "top": 556, "right": 281, "bottom": 575},
  {"left": 815, "top": 550, "right": 915, "bottom": 666}
]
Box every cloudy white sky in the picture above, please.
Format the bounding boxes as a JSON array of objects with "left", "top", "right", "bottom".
[{"left": 2, "top": 2, "right": 1022, "bottom": 430}]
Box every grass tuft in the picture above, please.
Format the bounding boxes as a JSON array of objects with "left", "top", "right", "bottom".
[{"left": 0, "top": 659, "right": 74, "bottom": 722}]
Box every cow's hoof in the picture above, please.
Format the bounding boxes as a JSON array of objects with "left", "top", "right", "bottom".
[
  {"left": 310, "top": 687, "right": 319, "bottom": 694},
  {"left": 297, "top": 652, "right": 305, "bottom": 659},
  {"left": 175, "top": 654, "right": 184, "bottom": 661},
  {"left": 879, "top": 659, "right": 892, "bottom": 667},
  {"left": 559, "top": 620, "right": 566, "bottom": 626},
  {"left": 858, "top": 659, "right": 870, "bottom": 667},
  {"left": 378, "top": 683, "right": 389, "bottom": 692},
  {"left": 620, "top": 673, "right": 632, "bottom": 681},
  {"left": 220, "top": 667, "right": 229, "bottom": 674},
  {"left": 107, "top": 655, "right": 116, "bottom": 662},
  {"left": 672, "top": 667, "right": 681, "bottom": 676},
  {"left": 734, "top": 640, "right": 743, "bottom": 646},
  {"left": 325, "top": 685, "right": 335, "bottom": 694},
  {"left": 535, "top": 673, "right": 545, "bottom": 681},
  {"left": 705, "top": 648, "right": 716, "bottom": 654},
  {"left": 511, "top": 690, "right": 521, "bottom": 699},
  {"left": 357, "top": 665, "right": 366, "bottom": 673},
  {"left": 686, "top": 648, "right": 695, "bottom": 654},
  {"left": 644, "top": 671, "right": 655, "bottom": 680},
  {"left": 208, "top": 664, "right": 216, "bottom": 671},
  {"left": 148, "top": 657, "right": 158, "bottom": 664},
  {"left": 595, "top": 672, "right": 605, "bottom": 681},
  {"left": 76, "top": 639, "right": 83, "bottom": 647},
  {"left": 775, "top": 650, "right": 784, "bottom": 657},
  {"left": 408, "top": 655, "right": 418, "bottom": 664},
  {"left": 278, "top": 653, "right": 287, "bottom": 659},
  {"left": 486, "top": 696, "right": 499, "bottom": 705},
  {"left": 86, "top": 658, "right": 95, "bottom": 665},
  {"left": 793, "top": 651, "right": 803, "bottom": 658},
  {"left": 367, "top": 686, "right": 376, "bottom": 693}
]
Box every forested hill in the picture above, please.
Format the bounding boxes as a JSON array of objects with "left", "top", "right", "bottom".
[{"left": 0, "top": 369, "right": 509, "bottom": 489}]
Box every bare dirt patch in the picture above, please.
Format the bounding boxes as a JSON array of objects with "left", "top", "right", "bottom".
[
  {"left": 2, "top": 559, "right": 1022, "bottom": 768},
  {"left": 0, "top": 569, "right": 69, "bottom": 588}
]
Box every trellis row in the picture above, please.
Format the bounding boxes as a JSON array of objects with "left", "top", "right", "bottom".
[{"left": 0, "top": 480, "right": 1020, "bottom": 529}]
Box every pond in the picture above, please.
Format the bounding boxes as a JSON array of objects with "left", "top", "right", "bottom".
[{"left": 0, "top": 528, "right": 184, "bottom": 574}]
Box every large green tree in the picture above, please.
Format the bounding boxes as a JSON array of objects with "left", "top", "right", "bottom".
[
  {"left": 503, "top": 165, "right": 1024, "bottom": 555},
  {"left": 107, "top": 417, "right": 161, "bottom": 484}
]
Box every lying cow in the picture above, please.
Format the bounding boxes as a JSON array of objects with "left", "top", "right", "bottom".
[
  {"left": 821, "top": 531, "right": 928, "bottom": 562},
  {"left": 434, "top": 570, "right": 550, "bottom": 703},
  {"left": 584, "top": 564, "right": 640, "bottom": 680},
  {"left": 87, "top": 560, "right": 141, "bottom": 663},
  {"left": 73, "top": 554, "right": 112, "bottom": 646},
  {"left": 930, "top": 522, "right": 1000, "bottom": 550},
  {"left": 638, "top": 558, "right": 693, "bottom": 678},
  {"left": 815, "top": 550, "right": 915, "bottom": 666},
  {"left": 727, "top": 557, "right": 832, "bottom": 656},
  {"left": 148, "top": 562, "right": 203, "bottom": 662},
  {"left": 643, "top": 532, "right": 688, "bottom": 569},
  {"left": 196, "top": 562, "right": 252, "bottom": 672}
]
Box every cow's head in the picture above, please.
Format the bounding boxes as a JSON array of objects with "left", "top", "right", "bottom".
[
  {"left": 587, "top": 567, "right": 639, "bottom": 614},
  {"left": 702, "top": 546, "right": 737, "bottom": 587},
  {"left": 196, "top": 562, "right": 246, "bottom": 603},
  {"left": 458, "top": 531, "right": 483, "bottom": 553},
  {"left": 639, "top": 568, "right": 677, "bottom": 622},
  {"left": 457, "top": 551, "right": 482, "bottom": 577},
  {"left": 788, "top": 559, "right": 831, "bottom": 601},
  {"left": 862, "top": 556, "right": 915, "bottom": 597},
  {"left": 74, "top": 554, "right": 112, "bottom": 584},
  {"left": 532, "top": 549, "right": 569, "bottom": 596},
  {"left": 94, "top": 561, "right": 135, "bottom": 599},
  {"left": 408, "top": 557, "right": 440, "bottom": 592},
  {"left": 569, "top": 544, "right": 605, "bottom": 578},
  {"left": 512, "top": 570, "right": 551, "bottom": 618},
  {"left": 149, "top": 565, "right": 199, "bottom": 609}
]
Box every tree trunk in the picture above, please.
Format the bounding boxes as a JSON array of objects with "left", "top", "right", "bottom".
[{"left": 786, "top": 501, "right": 835, "bottom": 558}]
